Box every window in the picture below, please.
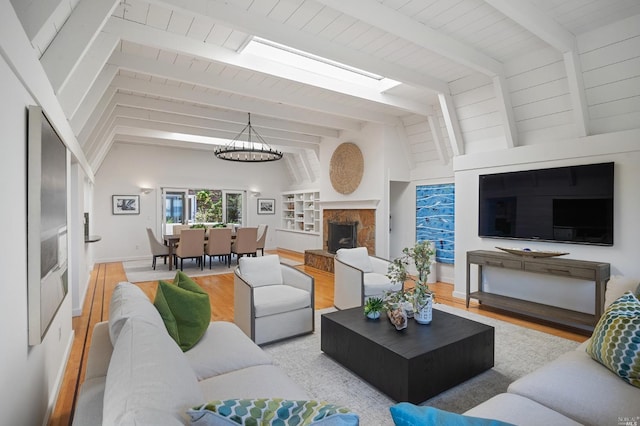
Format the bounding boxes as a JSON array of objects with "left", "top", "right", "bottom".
[{"left": 162, "top": 188, "right": 245, "bottom": 230}]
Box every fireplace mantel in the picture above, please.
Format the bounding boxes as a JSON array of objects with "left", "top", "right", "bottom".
[{"left": 319, "top": 199, "right": 380, "bottom": 210}]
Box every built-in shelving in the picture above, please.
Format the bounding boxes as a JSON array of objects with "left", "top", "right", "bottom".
[{"left": 281, "top": 190, "right": 320, "bottom": 234}]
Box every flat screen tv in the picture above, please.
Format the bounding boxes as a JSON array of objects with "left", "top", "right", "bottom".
[{"left": 478, "top": 162, "right": 614, "bottom": 245}]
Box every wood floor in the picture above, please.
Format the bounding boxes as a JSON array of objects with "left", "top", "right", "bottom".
[{"left": 48, "top": 249, "right": 588, "bottom": 426}]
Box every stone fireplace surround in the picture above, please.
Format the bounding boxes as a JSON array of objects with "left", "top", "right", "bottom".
[{"left": 304, "top": 206, "right": 376, "bottom": 272}]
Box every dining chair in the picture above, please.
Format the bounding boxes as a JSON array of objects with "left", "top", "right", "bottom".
[
  {"left": 145, "top": 228, "right": 170, "bottom": 270},
  {"left": 256, "top": 224, "right": 268, "bottom": 256},
  {"left": 205, "top": 228, "right": 233, "bottom": 268},
  {"left": 172, "top": 224, "right": 190, "bottom": 235},
  {"left": 174, "top": 228, "right": 205, "bottom": 270},
  {"left": 231, "top": 227, "right": 258, "bottom": 263}
]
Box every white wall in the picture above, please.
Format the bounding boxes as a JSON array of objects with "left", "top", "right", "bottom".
[
  {"left": 92, "top": 142, "right": 290, "bottom": 262},
  {"left": 453, "top": 129, "right": 640, "bottom": 299},
  {"left": 0, "top": 54, "right": 73, "bottom": 426}
]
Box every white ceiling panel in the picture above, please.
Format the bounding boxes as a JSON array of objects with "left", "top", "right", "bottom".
[{"left": 9, "top": 0, "right": 638, "bottom": 174}]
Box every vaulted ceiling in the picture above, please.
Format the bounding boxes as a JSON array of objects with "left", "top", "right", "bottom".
[{"left": 10, "top": 0, "right": 640, "bottom": 182}]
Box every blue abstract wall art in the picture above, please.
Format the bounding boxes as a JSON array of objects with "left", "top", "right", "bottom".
[{"left": 416, "top": 183, "right": 455, "bottom": 264}]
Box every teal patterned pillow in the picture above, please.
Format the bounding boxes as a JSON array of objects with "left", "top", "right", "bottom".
[
  {"left": 187, "top": 398, "right": 359, "bottom": 426},
  {"left": 587, "top": 291, "right": 640, "bottom": 388}
]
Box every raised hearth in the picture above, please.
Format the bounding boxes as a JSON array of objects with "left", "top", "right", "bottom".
[{"left": 304, "top": 249, "right": 335, "bottom": 272}]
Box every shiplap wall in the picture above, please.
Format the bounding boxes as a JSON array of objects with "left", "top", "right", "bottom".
[
  {"left": 580, "top": 14, "right": 640, "bottom": 134},
  {"left": 402, "top": 107, "right": 452, "bottom": 170},
  {"left": 445, "top": 14, "right": 640, "bottom": 155}
]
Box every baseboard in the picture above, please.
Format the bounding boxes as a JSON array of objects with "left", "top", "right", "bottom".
[{"left": 42, "top": 329, "right": 75, "bottom": 426}]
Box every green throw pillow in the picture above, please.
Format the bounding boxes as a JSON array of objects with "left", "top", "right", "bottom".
[
  {"left": 586, "top": 291, "right": 640, "bottom": 388},
  {"left": 154, "top": 271, "right": 211, "bottom": 351},
  {"left": 389, "top": 403, "right": 515, "bottom": 426},
  {"left": 187, "top": 398, "right": 359, "bottom": 426}
]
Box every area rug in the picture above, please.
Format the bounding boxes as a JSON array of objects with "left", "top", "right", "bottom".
[
  {"left": 262, "top": 305, "right": 581, "bottom": 425},
  {"left": 123, "top": 259, "right": 234, "bottom": 282},
  {"left": 124, "top": 254, "right": 303, "bottom": 282}
]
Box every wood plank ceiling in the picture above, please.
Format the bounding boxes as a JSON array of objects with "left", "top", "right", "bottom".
[{"left": 10, "top": 0, "right": 640, "bottom": 182}]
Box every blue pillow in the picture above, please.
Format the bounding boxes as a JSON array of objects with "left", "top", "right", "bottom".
[{"left": 389, "top": 403, "right": 515, "bottom": 426}]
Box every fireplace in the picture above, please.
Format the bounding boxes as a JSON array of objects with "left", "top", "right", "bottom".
[{"left": 328, "top": 221, "right": 358, "bottom": 253}]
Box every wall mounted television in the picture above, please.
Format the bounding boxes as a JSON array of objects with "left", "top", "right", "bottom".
[{"left": 478, "top": 162, "right": 614, "bottom": 246}]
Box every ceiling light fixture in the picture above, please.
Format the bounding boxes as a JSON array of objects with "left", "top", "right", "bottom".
[{"left": 214, "top": 113, "right": 283, "bottom": 162}]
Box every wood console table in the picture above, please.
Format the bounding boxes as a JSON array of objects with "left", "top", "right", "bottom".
[{"left": 466, "top": 250, "right": 610, "bottom": 333}]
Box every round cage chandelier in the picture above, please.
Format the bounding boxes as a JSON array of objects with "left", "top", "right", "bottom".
[{"left": 214, "top": 113, "right": 283, "bottom": 162}]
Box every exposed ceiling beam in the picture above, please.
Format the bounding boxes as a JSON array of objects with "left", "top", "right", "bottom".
[
  {"left": 438, "top": 93, "right": 464, "bottom": 156},
  {"left": 493, "top": 75, "right": 518, "bottom": 148},
  {"left": 59, "top": 32, "right": 119, "bottom": 118},
  {"left": 152, "top": 0, "right": 450, "bottom": 94},
  {"left": 107, "top": 50, "right": 405, "bottom": 125},
  {"left": 71, "top": 66, "right": 118, "bottom": 135},
  {"left": 0, "top": 2, "right": 94, "bottom": 180},
  {"left": 484, "top": 0, "right": 576, "bottom": 52},
  {"left": 40, "top": 0, "right": 119, "bottom": 93},
  {"left": 104, "top": 17, "right": 430, "bottom": 115},
  {"left": 485, "top": 0, "right": 588, "bottom": 137},
  {"left": 427, "top": 114, "right": 449, "bottom": 165},
  {"left": 316, "top": 0, "right": 504, "bottom": 77},
  {"left": 112, "top": 106, "right": 322, "bottom": 145},
  {"left": 113, "top": 93, "right": 339, "bottom": 138},
  {"left": 110, "top": 74, "right": 363, "bottom": 132},
  {"left": 564, "top": 51, "right": 590, "bottom": 137}
]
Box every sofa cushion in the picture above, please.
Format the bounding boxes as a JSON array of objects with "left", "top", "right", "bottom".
[
  {"left": 198, "top": 365, "right": 309, "bottom": 401},
  {"left": 390, "top": 403, "right": 514, "bottom": 426},
  {"left": 605, "top": 275, "right": 640, "bottom": 308},
  {"left": 238, "top": 255, "right": 283, "bottom": 287},
  {"left": 336, "top": 247, "right": 373, "bottom": 273},
  {"left": 363, "top": 273, "right": 399, "bottom": 296},
  {"left": 184, "top": 321, "right": 273, "bottom": 381},
  {"left": 154, "top": 271, "right": 211, "bottom": 351},
  {"left": 188, "top": 398, "right": 358, "bottom": 426},
  {"left": 586, "top": 291, "right": 640, "bottom": 388},
  {"left": 108, "top": 281, "right": 165, "bottom": 344},
  {"left": 464, "top": 393, "right": 581, "bottom": 426},
  {"left": 507, "top": 349, "right": 640, "bottom": 425},
  {"left": 103, "top": 317, "right": 204, "bottom": 425},
  {"left": 253, "top": 285, "right": 311, "bottom": 317}
]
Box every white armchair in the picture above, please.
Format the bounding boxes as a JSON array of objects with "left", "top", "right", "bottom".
[
  {"left": 234, "top": 255, "right": 314, "bottom": 345},
  {"left": 333, "top": 247, "right": 403, "bottom": 310}
]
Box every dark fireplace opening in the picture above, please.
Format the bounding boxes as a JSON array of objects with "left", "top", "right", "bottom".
[{"left": 328, "top": 221, "right": 358, "bottom": 254}]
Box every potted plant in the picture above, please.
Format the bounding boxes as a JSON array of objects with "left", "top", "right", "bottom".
[
  {"left": 387, "top": 240, "right": 436, "bottom": 324},
  {"left": 363, "top": 297, "right": 384, "bottom": 320}
]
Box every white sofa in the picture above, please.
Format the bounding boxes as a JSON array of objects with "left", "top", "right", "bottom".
[
  {"left": 333, "top": 247, "right": 402, "bottom": 310},
  {"left": 462, "top": 275, "right": 640, "bottom": 426},
  {"left": 72, "top": 282, "right": 309, "bottom": 426}
]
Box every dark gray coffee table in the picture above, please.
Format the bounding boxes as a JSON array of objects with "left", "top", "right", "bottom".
[{"left": 321, "top": 307, "right": 494, "bottom": 404}]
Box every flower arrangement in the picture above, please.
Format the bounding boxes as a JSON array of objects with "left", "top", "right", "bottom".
[{"left": 386, "top": 241, "right": 436, "bottom": 322}]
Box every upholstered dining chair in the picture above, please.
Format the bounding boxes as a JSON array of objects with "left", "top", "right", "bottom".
[
  {"left": 231, "top": 227, "right": 258, "bottom": 263},
  {"left": 234, "top": 255, "right": 314, "bottom": 345},
  {"left": 174, "top": 228, "right": 205, "bottom": 270},
  {"left": 205, "top": 228, "right": 233, "bottom": 268},
  {"left": 172, "top": 224, "right": 190, "bottom": 235},
  {"left": 256, "top": 224, "right": 268, "bottom": 255},
  {"left": 145, "top": 227, "right": 169, "bottom": 270}
]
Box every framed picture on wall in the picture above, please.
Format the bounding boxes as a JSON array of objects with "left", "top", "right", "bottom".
[
  {"left": 257, "top": 198, "right": 275, "bottom": 215},
  {"left": 112, "top": 195, "right": 140, "bottom": 215}
]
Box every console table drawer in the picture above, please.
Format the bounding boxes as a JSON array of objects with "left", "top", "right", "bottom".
[
  {"left": 524, "top": 262, "right": 595, "bottom": 280},
  {"left": 468, "top": 254, "right": 522, "bottom": 270}
]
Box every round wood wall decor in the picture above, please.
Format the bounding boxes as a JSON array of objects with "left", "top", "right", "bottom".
[{"left": 330, "top": 142, "right": 364, "bottom": 194}]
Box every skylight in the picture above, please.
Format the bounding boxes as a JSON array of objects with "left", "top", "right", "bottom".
[{"left": 241, "top": 37, "right": 399, "bottom": 91}]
